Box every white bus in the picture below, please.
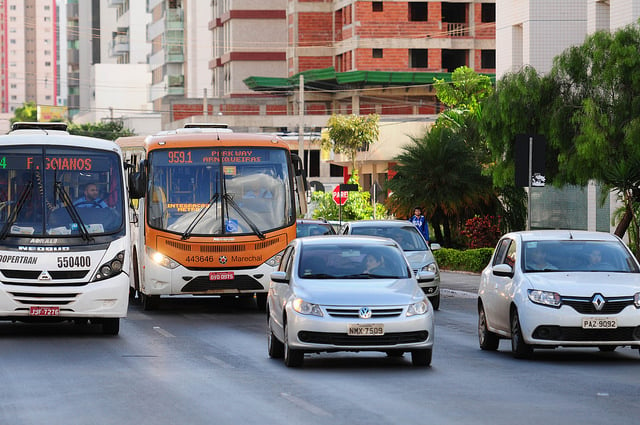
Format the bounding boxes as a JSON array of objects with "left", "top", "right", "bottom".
[{"left": 0, "top": 122, "right": 130, "bottom": 334}]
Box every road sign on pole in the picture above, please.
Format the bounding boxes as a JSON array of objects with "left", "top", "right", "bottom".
[{"left": 332, "top": 185, "right": 348, "bottom": 206}]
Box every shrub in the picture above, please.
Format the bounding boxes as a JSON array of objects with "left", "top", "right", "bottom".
[
  {"left": 460, "top": 215, "right": 502, "bottom": 249},
  {"left": 434, "top": 247, "right": 494, "bottom": 274}
]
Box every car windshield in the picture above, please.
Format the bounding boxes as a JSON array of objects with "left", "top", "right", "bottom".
[
  {"left": 298, "top": 243, "right": 410, "bottom": 279},
  {"left": 522, "top": 240, "right": 640, "bottom": 273},
  {"left": 296, "top": 222, "right": 335, "bottom": 237},
  {"left": 350, "top": 225, "right": 427, "bottom": 251}
]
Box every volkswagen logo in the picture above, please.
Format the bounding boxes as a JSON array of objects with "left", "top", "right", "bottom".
[
  {"left": 219, "top": 255, "right": 228, "bottom": 265},
  {"left": 592, "top": 293, "right": 606, "bottom": 311},
  {"left": 358, "top": 307, "right": 372, "bottom": 319}
]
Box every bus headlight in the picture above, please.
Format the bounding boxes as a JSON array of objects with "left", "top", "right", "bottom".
[
  {"left": 92, "top": 251, "right": 125, "bottom": 282},
  {"left": 147, "top": 247, "right": 179, "bottom": 269},
  {"left": 265, "top": 250, "right": 284, "bottom": 267}
]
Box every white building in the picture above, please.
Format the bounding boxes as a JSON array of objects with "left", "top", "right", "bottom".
[{"left": 496, "top": 0, "right": 640, "bottom": 232}]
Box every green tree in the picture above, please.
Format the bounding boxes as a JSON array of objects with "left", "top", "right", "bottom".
[
  {"left": 322, "top": 114, "right": 380, "bottom": 175},
  {"left": 386, "top": 125, "right": 496, "bottom": 246},
  {"left": 67, "top": 121, "right": 135, "bottom": 141},
  {"left": 548, "top": 25, "right": 640, "bottom": 239},
  {"left": 11, "top": 102, "right": 38, "bottom": 123}
]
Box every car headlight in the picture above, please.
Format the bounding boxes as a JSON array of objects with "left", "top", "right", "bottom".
[
  {"left": 634, "top": 292, "right": 640, "bottom": 308},
  {"left": 146, "top": 246, "right": 179, "bottom": 269},
  {"left": 421, "top": 262, "right": 438, "bottom": 274},
  {"left": 528, "top": 289, "right": 561, "bottom": 308},
  {"left": 265, "top": 250, "right": 284, "bottom": 267},
  {"left": 92, "top": 250, "right": 126, "bottom": 282},
  {"left": 292, "top": 298, "right": 323, "bottom": 316},
  {"left": 407, "top": 298, "right": 429, "bottom": 316}
]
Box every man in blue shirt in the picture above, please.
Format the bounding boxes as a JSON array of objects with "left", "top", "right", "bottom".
[
  {"left": 74, "top": 183, "right": 108, "bottom": 208},
  {"left": 409, "top": 206, "right": 429, "bottom": 243}
]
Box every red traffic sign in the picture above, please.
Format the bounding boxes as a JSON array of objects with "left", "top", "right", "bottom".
[{"left": 332, "top": 185, "right": 348, "bottom": 206}]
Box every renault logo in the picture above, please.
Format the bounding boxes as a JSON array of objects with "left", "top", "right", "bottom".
[
  {"left": 592, "top": 294, "right": 606, "bottom": 311},
  {"left": 358, "top": 307, "right": 372, "bottom": 319}
]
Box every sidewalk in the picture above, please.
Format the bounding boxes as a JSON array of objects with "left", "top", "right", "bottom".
[{"left": 440, "top": 270, "right": 480, "bottom": 297}]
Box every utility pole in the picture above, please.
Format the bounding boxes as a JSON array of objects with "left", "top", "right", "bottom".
[
  {"left": 298, "top": 74, "right": 305, "bottom": 176},
  {"left": 203, "top": 88, "right": 208, "bottom": 116}
]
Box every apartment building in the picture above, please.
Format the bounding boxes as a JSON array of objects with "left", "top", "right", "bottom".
[
  {"left": 0, "top": 0, "right": 57, "bottom": 114},
  {"left": 70, "top": 0, "right": 156, "bottom": 129}
]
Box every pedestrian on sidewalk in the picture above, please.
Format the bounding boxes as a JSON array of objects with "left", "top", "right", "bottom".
[{"left": 409, "top": 206, "right": 430, "bottom": 243}]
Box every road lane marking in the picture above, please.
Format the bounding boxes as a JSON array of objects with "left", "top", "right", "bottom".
[
  {"left": 204, "top": 355, "right": 235, "bottom": 369},
  {"left": 153, "top": 326, "right": 175, "bottom": 337},
  {"left": 441, "top": 288, "right": 476, "bottom": 298},
  {"left": 280, "top": 392, "right": 331, "bottom": 417}
]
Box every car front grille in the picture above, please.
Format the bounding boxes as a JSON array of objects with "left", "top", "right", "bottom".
[
  {"left": 298, "top": 331, "right": 429, "bottom": 346},
  {"left": 561, "top": 296, "right": 635, "bottom": 314},
  {"left": 532, "top": 325, "right": 640, "bottom": 342},
  {"left": 325, "top": 307, "right": 403, "bottom": 318}
]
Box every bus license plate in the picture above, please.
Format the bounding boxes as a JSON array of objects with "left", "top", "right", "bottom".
[
  {"left": 582, "top": 317, "right": 617, "bottom": 329},
  {"left": 348, "top": 323, "right": 384, "bottom": 336},
  {"left": 30, "top": 306, "right": 60, "bottom": 316},
  {"left": 209, "top": 272, "right": 234, "bottom": 281}
]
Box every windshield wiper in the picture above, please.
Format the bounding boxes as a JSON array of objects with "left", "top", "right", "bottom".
[
  {"left": 55, "top": 182, "right": 92, "bottom": 241},
  {"left": 181, "top": 193, "right": 219, "bottom": 240},
  {"left": 0, "top": 181, "right": 33, "bottom": 240},
  {"left": 223, "top": 193, "right": 265, "bottom": 240}
]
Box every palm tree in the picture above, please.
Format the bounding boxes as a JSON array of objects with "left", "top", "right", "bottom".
[{"left": 387, "top": 125, "right": 497, "bottom": 246}]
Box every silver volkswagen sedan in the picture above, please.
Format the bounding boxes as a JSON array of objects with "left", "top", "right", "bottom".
[{"left": 267, "top": 236, "right": 435, "bottom": 367}]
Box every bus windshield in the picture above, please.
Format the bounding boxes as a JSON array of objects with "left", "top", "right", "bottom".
[
  {"left": 0, "top": 146, "right": 124, "bottom": 238},
  {"left": 147, "top": 147, "right": 293, "bottom": 236}
]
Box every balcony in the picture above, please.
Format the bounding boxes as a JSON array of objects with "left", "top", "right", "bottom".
[
  {"left": 68, "top": 72, "right": 80, "bottom": 88},
  {"left": 111, "top": 34, "right": 130, "bottom": 56},
  {"left": 107, "top": 0, "right": 124, "bottom": 6},
  {"left": 66, "top": 2, "right": 78, "bottom": 17},
  {"left": 67, "top": 49, "right": 79, "bottom": 64},
  {"left": 444, "top": 22, "right": 470, "bottom": 38},
  {"left": 150, "top": 75, "right": 184, "bottom": 101},
  {"left": 147, "top": 0, "right": 163, "bottom": 13},
  {"left": 167, "top": 9, "right": 184, "bottom": 30}
]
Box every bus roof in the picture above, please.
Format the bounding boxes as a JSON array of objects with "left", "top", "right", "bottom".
[
  {"left": 144, "top": 131, "right": 290, "bottom": 150},
  {"left": 0, "top": 129, "right": 123, "bottom": 153}
]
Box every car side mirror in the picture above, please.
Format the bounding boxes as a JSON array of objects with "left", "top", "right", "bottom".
[
  {"left": 416, "top": 270, "right": 436, "bottom": 283},
  {"left": 492, "top": 263, "right": 514, "bottom": 278},
  {"left": 270, "top": 271, "right": 289, "bottom": 284},
  {"left": 429, "top": 243, "right": 441, "bottom": 251}
]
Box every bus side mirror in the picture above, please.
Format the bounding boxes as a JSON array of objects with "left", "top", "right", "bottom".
[{"left": 129, "top": 171, "right": 146, "bottom": 199}]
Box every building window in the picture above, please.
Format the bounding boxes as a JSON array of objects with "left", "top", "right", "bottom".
[
  {"left": 372, "top": 49, "right": 383, "bottom": 58},
  {"left": 45, "top": 61, "right": 51, "bottom": 67},
  {"left": 330, "top": 164, "right": 344, "bottom": 177},
  {"left": 410, "top": 49, "right": 428, "bottom": 68},
  {"left": 372, "top": 2, "right": 383, "bottom": 12},
  {"left": 481, "top": 4, "right": 496, "bottom": 23},
  {"left": 409, "top": 2, "right": 428, "bottom": 22},
  {"left": 481, "top": 50, "right": 496, "bottom": 69}
]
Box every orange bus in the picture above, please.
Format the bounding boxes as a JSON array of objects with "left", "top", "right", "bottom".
[{"left": 119, "top": 125, "right": 306, "bottom": 310}]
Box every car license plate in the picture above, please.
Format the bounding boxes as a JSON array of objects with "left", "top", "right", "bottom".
[
  {"left": 209, "top": 272, "right": 234, "bottom": 281},
  {"left": 348, "top": 323, "right": 384, "bottom": 336},
  {"left": 30, "top": 306, "right": 60, "bottom": 316},
  {"left": 582, "top": 317, "right": 617, "bottom": 329}
]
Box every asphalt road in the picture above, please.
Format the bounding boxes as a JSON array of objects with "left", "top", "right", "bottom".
[{"left": 440, "top": 270, "right": 480, "bottom": 295}]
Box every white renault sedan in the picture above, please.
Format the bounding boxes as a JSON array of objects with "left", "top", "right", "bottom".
[
  {"left": 478, "top": 230, "right": 640, "bottom": 358},
  {"left": 267, "top": 236, "right": 435, "bottom": 367}
]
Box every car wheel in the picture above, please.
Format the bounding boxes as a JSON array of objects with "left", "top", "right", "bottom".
[
  {"left": 267, "top": 315, "right": 284, "bottom": 359},
  {"left": 429, "top": 293, "right": 440, "bottom": 311},
  {"left": 141, "top": 293, "right": 159, "bottom": 311},
  {"left": 478, "top": 303, "right": 499, "bottom": 351},
  {"left": 598, "top": 345, "right": 617, "bottom": 352},
  {"left": 101, "top": 318, "right": 120, "bottom": 336},
  {"left": 510, "top": 309, "right": 533, "bottom": 359},
  {"left": 411, "top": 348, "right": 432, "bottom": 367},
  {"left": 283, "top": 322, "right": 304, "bottom": 367}
]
